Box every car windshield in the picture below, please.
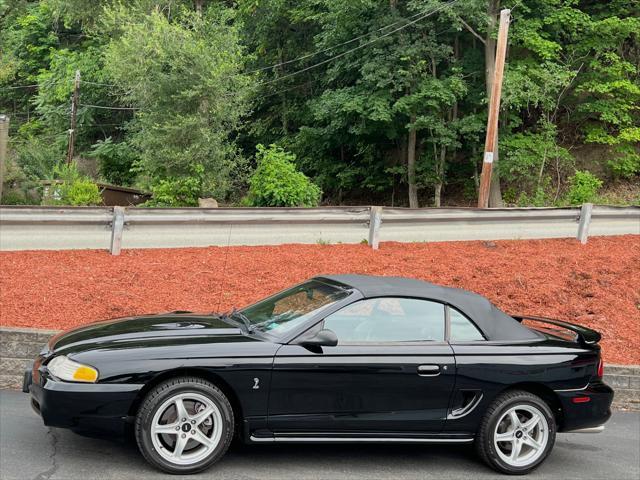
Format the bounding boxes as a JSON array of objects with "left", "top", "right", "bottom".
[{"left": 239, "top": 280, "right": 350, "bottom": 337}]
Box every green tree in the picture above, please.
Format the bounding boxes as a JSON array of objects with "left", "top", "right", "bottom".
[{"left": 104, "top": 7, "right": 253, "bottom": 203}]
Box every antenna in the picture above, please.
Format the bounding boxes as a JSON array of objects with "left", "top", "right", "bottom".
[{"left": 215, "top": 223, "right": 234, "bottom": 314}]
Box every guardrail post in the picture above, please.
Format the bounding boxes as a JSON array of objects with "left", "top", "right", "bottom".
[
  {"left": 368, "top": 206, "right": 382, "bottom": 250},
  {"left": 110, "top": 206, "right": 125, "bottom": 255},
  {"left": 577, "top": 203, "right": 593, "bottom": 244}
]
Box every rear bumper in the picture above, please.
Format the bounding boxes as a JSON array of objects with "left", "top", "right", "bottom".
[
  {"left": 25, "top": 365, "right": 143, "bottom": 436},
  {"left": 556, "top": 381, "right": 613, "bottom": 432}
]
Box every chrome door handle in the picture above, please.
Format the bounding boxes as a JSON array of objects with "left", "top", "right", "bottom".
[{"left": 417, "top": 365, "right": 440, "bottom": 376}]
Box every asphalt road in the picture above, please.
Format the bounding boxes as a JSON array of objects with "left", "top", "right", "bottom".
[{"left": 1, "top": 390, "right": 638, "bottom": 480}]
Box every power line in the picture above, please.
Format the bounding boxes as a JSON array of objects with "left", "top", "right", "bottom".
[
  {"left": 259, "top": 0, "right": 460, "bottom": 86},
  {"left": 246, "top": 5, "right": 444, "bottom": 75},
  {"left": 1, "top": 84, "right": 39, "bottom": 90},
  {"left": 81, "top": 80, "right": 119, "bottom": 87},
  {"left": 79, "top": 103, "right": 139, "bottom": 111},
  {"left": 259, "top": 25, "right": 458, "bottom": 100},
  {"left": 1, "top": 78, "right": 118, "bottom": 90},
  {"left": 261, "top": 82, "right": 317, "bottom": 99}
]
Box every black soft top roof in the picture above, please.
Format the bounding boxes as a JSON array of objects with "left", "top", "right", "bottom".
[{"left": 315, "top": 274, "right": 539, "bottom": 341}]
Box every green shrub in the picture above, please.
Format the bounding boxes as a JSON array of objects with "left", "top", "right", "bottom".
[
  {"left": 2, "top": 189, "right": 27, "bottom": 205},
  {"left": 501, "top": 127, "right": 574, "bottom": 200},
  {"left": 90, "top": 138, "right": 138, "bottom": 186},
  {"left": 1, "top": 157, "right": 41, "bottom": 205},
  {"left": 565, "top": 170, "right": 603, "bottom": 205},
  {"left": 144, "top": 165, "right": 205, "bottom": 207},
  {"left": 608, "top": 145, "right": 640, "bottom": 179},
  {"left": 145, "top": 177, "right": 202, "bottom": 207},
  {"left": 248, "top": 144, "right": 321, "bottom": 207},
  {"left": 64, "top": 179, "right": 102, "bottom": 206},
  {"left": 42, "top": 164, "right": 102, "bottom": 206},
  {"left": 517, "top": 187, "right": 550, "bottom": 207},
  {"left": 13, "top": 133, "right": 65, "bottom": 180}
]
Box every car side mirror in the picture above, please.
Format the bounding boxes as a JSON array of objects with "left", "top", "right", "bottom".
[{"left": 299, "top": 329, "right": 338, "bottom": 348}]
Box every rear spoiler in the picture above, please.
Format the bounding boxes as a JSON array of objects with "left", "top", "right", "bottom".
[{"left": 512, "top": 315, "right": 601, "bottom": 345}]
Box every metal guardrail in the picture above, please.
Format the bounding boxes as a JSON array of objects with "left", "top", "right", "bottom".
[{"left": 0, "top": 204, "right": 638, "bottom": 254}]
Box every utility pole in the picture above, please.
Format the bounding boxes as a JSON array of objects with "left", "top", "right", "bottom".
[
  {"left": 66, "top": 70, "right": 80, "bottom": 165},
  {"left": 0, "top": 115, "right": 8, "bottom": 203},
  {"left": 477, "top": 9, "right": 510, "bottom": 208}
]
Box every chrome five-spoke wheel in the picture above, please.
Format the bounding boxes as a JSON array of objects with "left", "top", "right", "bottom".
[{"left": 493, "top": 405, "right": 549, "bottom": 468}]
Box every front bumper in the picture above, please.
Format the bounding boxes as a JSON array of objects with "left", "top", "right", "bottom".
[
  {"left": 556, "top": 380, "right": 614, "bottom": 432},
  {"left": 24, "top": 362, "right": 143, "bottom": 436}
]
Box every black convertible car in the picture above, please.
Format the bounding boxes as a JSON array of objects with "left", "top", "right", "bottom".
[{"left": 24, "top": 275, "right": 613, "bottom": 475}]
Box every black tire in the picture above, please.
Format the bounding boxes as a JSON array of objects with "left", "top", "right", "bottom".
[
  {"left": 135, "top": 376, "right": 234, "bottom": 474},
  {"left": 475, "top": 390, "right": 556, "bottom": 475}
]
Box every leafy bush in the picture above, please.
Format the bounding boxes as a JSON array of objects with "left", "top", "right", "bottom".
[
  {"left": 12, "top": 132, "right": 66, "bottom": 180},
  {"left": 1, "top": 190, "right": 28, "bottom": 205},
  {"left": 144, "top": 164, "right": 204, "bottom": 207},
  {"left": 64, "top": 179, "right": 102, "bottom": 206},
  {"left": 1, "top": 157, "right": 41, "bottom": 204},
  {"left": 501, "top": 126, "right": 574, "bottom": 198},
  {"left": 247, "top": 144, "right": 321, "bottom": 207},
  {"left": 42, "top": 163, "right": 102, "bottom": 206},
  {"left": 516, "top": 187, "right": 551, "bottom": 207},
  {"left": 608, "top": 145, "right": 640, "bottom": 179},
  {"left": 145, "top": 177, "right": 202, "bottom": 207},
  {"left": 565, "top": 170, "right": 603, "bottom": 205},
  {"left": 90, "top": 138, "right": 138, "bottom": 186}
]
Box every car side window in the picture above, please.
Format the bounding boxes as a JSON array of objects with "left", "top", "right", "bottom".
[
  {"left": 322, "top": 297, "right": 444, "bottom": 343},
  {"left": 449, "top": 307, "right": 485, "bottom": 341}
]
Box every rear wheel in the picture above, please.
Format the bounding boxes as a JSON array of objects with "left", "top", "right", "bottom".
[
  {"left": 476, "top": 390, "right": 556, "bottom": 475},
  {"left": 135, "top": 377, "right": 234, "bottom": 474}
]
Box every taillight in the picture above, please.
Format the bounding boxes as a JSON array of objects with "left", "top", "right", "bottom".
[{"left": 597, "top": 358, "right": 604, "bottom": 378}]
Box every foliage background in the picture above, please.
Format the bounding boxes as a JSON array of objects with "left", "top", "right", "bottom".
[{"left": 1, "top": 0, "right": 638, "bottom": 207}]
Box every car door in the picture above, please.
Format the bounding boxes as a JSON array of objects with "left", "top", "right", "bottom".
[{"left": 268, "top": 297, "right": 456, "bottom": 435}]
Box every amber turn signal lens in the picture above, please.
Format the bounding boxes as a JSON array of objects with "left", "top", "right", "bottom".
[{"left": 72, "top": 366, "right": 99, "bottom": 382}]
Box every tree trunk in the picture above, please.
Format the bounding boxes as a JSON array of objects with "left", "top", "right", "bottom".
[
  {"left": 485, "top": 0, "right": 504, "bottom": 207},
  {"left": 407, "top": 115, "right": 418, "bottom": 208},
  {"left": 434, "top": 146, "right": 446, "bottom": 207}
]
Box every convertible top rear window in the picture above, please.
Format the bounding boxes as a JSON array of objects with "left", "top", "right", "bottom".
[{"left": 240, "top": 280, "right": 350, "bottom": 337}]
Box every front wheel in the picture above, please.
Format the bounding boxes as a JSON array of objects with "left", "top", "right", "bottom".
[
  {"left": 135, "top": 376, "right": 234, "bottom": 474},
  {"left": 475, "top": 390, "right": 556, "bottom": 475}
]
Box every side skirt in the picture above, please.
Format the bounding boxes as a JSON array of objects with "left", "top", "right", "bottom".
[{"left": 249, "top": 434, "right": 474, "bottom": 444}]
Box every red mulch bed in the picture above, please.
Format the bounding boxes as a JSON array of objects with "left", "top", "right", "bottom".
[{"left": 1, "top": 235, "right": 638, "bottom": 364}]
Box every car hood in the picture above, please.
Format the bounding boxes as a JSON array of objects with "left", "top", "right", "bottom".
[{"left": 47, "top": 312, "right": 244, "bottom": 355}]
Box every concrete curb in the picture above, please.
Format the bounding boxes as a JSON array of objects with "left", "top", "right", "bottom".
[{"left": 1, "top": 327, "right": 638, "bottom": 410}]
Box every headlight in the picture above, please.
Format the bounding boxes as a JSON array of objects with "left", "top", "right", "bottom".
[{"left": 47, "top": 355, "right": 99, "bottom": 383}]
